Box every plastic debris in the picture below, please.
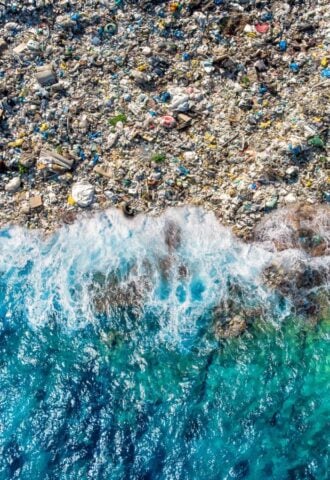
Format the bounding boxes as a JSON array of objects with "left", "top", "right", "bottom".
[
  {"left": 321, "top": 68, "right": 330, "bottom": 78},
  {"left": 71, "top": 182, "right": 94, "bottom": 208},
  {"left": 278, "top": 40, "right": 288, "bottom": 51},
  {"left": 35, "top": 65, "right": 57, "bottom": 87},
  {"left": 0, "top": 0, "right": 328, "bottom": 236},
  {"left": 160, "top": 116, "right": 176, "bottom": 129},
  {"left": 38, "top": 149, "right": 74, "bottom": 173},
  {"left": 289, "top": 62, "right": 300, "bottom": 73}
]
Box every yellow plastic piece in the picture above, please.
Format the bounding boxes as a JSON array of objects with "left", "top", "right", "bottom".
[
  {"left": 67, "top": 196, "right": 76, "bottom": 206},
  {"left": 204, "top": 132, "right": 215, "bottom": 142},
  {"left": 8, "top": 138, "right": 24, "bottom": 148}
]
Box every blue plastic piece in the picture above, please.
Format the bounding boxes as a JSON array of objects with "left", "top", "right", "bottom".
[
  {"left": 173, "top": 30, "right": 184, "bottom": 39},
  {"left": 289, "top": 62, "right": 299, "bottom": 73},
  {"left": 259, "top": 84, "right": 268, "bottom": 95},
  {"left": 78, "top": 147, "right": 86, "bottom": 160},
  {"left": 71, "top": 13, "right": 80, "bottom": 22},
  {"left": 289, "top": 144, "right": 302, "bottom": 156},
  {"left": 261, "top": 12, "right": 273, "bottom": 21},
  {"left": 279, "top": 40, "right": 287, "bottom": 51},
  {"left": 177, "top": 165, "right": 190, "bottom": 176},
  {"left": 160, "top": 92, "right": 171, "bottom": 103},
  {"left": 321, "top": 68, "right": 330, "bottom": 78}
]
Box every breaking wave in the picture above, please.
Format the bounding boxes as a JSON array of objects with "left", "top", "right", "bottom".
[{"left": 0, "top": 207, "right": 329, "bottom": 479}]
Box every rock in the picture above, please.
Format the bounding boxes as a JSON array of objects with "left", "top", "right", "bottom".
[
  {"left": 142, "top": 46, "right": 152, "bottom": 56},
  {"left": 71, "top": 182, "right": 95, "bottom": 207},
  {"left": 5, "top": 177, "right": 21, "bottom": 193},
  {"left": 215, "top": 315, "right": 247, "bottom": 339},
  {"left": 284, "top": 193, "right": 297, "bottom": 204},
  {"left": 254, "top": 204, "right": 329, "bottom": 253},
  {"left": 29, "top": 196, "right": 43, "bottom": 209},
  {"left": 255, "top": 204, "right": 330, "bottom": 318},
  {"left": 20, "top": 202, "right": 30, "bottom": 214},
  {"left": 62, "top": 211, "right": 77, "bottom": 225},
  {"left": 93, "top": 165, "right": 112, "bottom": 178}
]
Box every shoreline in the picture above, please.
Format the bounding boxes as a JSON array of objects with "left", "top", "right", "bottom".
[
  {"left": 1, "top": 202, "right": 329, "bottom": 329},
  {"left": 0, "top": 197, "right": 329, "bottom": 240}
]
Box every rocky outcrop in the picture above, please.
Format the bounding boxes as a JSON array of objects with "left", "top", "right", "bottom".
[{"left": 255, "top": 204, "right": 330, "bottom": 319}]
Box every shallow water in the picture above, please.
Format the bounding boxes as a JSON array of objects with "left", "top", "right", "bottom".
[{"left": 0, "top": 208, "right": 328, "bottom": 479}]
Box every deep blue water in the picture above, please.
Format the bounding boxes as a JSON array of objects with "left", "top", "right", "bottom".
[{"left": 0, "top": 209, "right": 328, "bottom": 479}]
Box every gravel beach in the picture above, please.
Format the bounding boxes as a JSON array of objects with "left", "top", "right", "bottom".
[{"left": 0, "top": 0, "right": 329, "bottom": 238}]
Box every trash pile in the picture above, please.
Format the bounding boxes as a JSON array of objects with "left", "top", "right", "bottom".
[{"left": 0, "top": 0, "right": 329, "bottom": 236}]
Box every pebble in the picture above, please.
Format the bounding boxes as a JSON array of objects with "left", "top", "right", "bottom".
[
  {"left": 30, "top": 196, "right": 43, "bottom": 209},
  {"left": 285, "top": 193, "right": 298, "bottom": 205},
  {"left": 5, "top": 177, "right": 21, "bottom": 193}
]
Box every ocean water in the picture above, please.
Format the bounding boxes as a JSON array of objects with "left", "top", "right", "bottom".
[{"left": 0, "top": 208, "right": 328, "bottom": 480}]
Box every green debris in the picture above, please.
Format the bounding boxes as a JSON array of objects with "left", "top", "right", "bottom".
[
  {"left": 18, "top": 163, "right": 28, "bottom": 174},
  {"left": 122, "top": 179, "right": 131, "bottom": 187},
  {"left": 109, "top": 114, "right": 127, "bottom": 127},
  {"left": 241, "top": 75, "right": 250, "bottom": 87},
  {"left": 151, "top": 152, "right": 166, "bottom": 163},
  {"left": 308, "top": 136, "right": 325, "bottom": 148},
  {"left": 265, "top": 196, "right": 278, "bottom": 210}
]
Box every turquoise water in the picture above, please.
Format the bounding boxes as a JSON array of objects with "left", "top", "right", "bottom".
[{"left": 0, "top": 209, "right": 329, "bottom": 479}]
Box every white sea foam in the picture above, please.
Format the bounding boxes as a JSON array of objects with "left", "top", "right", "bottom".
[{"left": 1, "top": 206, "right": 327, "bottom": 336}]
